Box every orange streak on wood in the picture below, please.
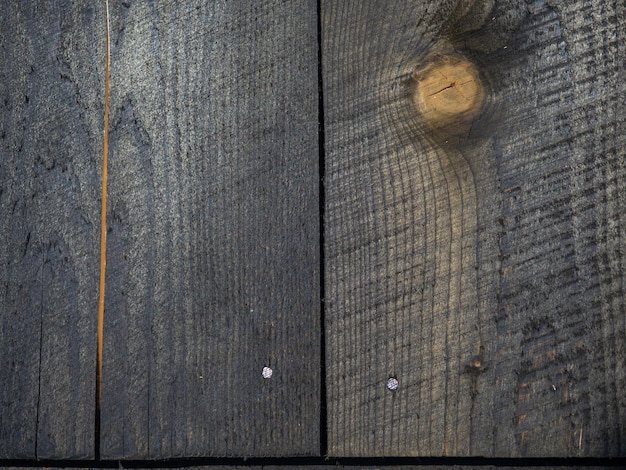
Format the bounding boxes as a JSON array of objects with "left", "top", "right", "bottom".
[{"left": 96, "top": 0, "right": 110, "bottom": 442}]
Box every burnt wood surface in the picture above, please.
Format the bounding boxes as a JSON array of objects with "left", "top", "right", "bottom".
[
  {"left": 0, "top": 1, "right": 105, "bottom": 459},
  {"left": 100, "top": 0, "right": 320, "bottom": 459},
  {"left": 322, "top": 0, "right": 626, "bottom": 457}
]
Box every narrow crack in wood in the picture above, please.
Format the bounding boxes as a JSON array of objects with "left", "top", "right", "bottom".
[
  {"left": 95, "top": 0, "right": 110, "bottom": 460},
  {"left": 431, "top": 81, "right": 457, "bottom": 96}
]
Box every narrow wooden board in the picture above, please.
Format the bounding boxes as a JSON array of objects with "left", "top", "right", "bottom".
[
  {"left": 0, "top": 1, "right": 104, "bottom": 459},
  {"left": 100, "top": 1, "right": 320, "bottom": 458},
  {"left": 322, "top": 0, "right": 625, "bottom": 457}
]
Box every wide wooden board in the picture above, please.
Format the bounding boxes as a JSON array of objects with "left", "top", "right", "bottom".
[
  {"left": 100, "top": 1, "right": 320, "bottom": 458},
  {"left": 322, "top": 0, "right": 625, "bottom": 457},
  {"left": 0, "top": 1, "right": 104, "bottom": 459}
]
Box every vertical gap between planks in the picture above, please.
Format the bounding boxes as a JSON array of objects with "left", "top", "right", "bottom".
[
  {"left": 95, "top": 0, "right": 110, "bottom": 460},
  {"left": 317, "top": 0, "right": 328, "bottom": 458},
  {"left": 35, "top": 247, "right": 45, "bottom": 458}
]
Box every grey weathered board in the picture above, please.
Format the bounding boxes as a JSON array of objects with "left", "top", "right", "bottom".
[
  {"left": 0, "top": 1, "right": 105, "bottom": 459},
  {"left": 100, "top": 0, "right": 320, "bottom": 459},
  {"left": 1, "top": 0, "right": 320, "bottom": 460},
  {"left": 322, "top": 0, "right": 625, "bottom": 458}
]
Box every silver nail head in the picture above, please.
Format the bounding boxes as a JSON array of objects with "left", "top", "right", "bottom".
[
  {"left": 262, "top": 366, "right": 273, "bottom": 379},
  {"left": 387, "top": 377, "right": 399, "bottom": 391}
]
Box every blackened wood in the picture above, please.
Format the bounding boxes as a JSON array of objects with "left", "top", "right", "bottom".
[
  {"left": 0, "top": 0, "right": 103, "bottom": 459},
  {"left": 322, "top": 0, "right": 625, "bottom": 457},
  {"left": 100, "top": 1, "right": 320, "bottom": 458}
]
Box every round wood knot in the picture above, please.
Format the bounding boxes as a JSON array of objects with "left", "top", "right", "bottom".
[{"left": 413, "top": 54, "right": 484, "bottom": 134}]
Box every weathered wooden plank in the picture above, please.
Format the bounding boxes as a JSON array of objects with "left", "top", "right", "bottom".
[
  {"left": 322, "top": 0, "right": 625, "bottom": 457},
  {"left": 478, "top": 0, "right": 626, "bottom": 458},
  {"left": 100, "top": 1, "right": 320, "bottom": 458},
  {"left": 0, "top": 1, "right": 104, "bottom": 459}
]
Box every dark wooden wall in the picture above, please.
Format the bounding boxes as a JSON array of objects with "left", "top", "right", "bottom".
[{"left": 1, "top": 0, "right": 625, "bottom": 462}]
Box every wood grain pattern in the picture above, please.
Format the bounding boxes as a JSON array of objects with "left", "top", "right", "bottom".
[
  {"left": 100, "top": 1, "right": 320, "bottom": 458},
  {"left": 322, "top": 0, "right": 625, "bottom": 457},
  {"left": 0, "top": 1, "right": 105, "bottom": 459}
]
